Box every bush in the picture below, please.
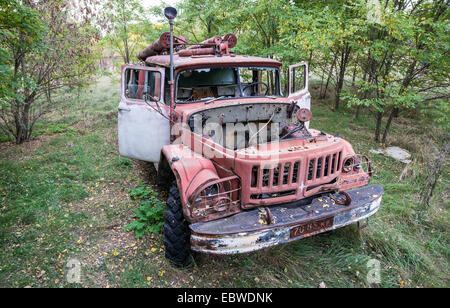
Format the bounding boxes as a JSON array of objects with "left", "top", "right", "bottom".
[{"left": 124, "top": 184, "right": 164, "bottom": 238}]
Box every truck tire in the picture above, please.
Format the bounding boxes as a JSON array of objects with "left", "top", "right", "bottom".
[{"left": 164, "top": 182, "right": 192, "bottom": 266}]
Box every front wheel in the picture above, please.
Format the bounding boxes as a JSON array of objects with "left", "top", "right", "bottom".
[{"left": 164, "top": 182, "right": 192, "bottom": 266}]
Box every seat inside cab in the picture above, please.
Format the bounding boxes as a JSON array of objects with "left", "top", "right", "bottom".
[{"left": 176, "top": 67, "right": 240, "bottom": 102}]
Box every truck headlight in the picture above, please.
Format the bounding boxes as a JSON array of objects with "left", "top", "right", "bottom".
[
  {"left": 343, "top": 155, "right": 363, "bottom": 173},
  {"left": 189, "top": 176, "right": 241, "bottom": 220},
  {"left": 193, "top": 183, "right": 227, "bottom": 213}
]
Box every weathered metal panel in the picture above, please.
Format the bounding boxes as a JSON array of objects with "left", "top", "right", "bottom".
[
  {"left": 118, "top": 65, "right": 169, "bottom": 163},
  {"left": 118, "top": 103, "right": 170, "bottom": 162}
]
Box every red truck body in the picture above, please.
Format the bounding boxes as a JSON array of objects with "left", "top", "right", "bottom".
[{"left": 118, "top": 34, "right": 382, "bottom": 258}]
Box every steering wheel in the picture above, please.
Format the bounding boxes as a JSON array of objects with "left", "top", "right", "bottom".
[{"left": 242, "top": 82, "right": 269, "bottom": 96}]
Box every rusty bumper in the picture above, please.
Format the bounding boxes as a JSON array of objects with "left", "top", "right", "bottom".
[{"left": 189, "top": 184, "right": 383, "bottom": 254}]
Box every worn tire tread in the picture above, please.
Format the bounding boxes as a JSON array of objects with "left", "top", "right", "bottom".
[{"left": 164, "top": 181, "right": 192, "bottom": 266}]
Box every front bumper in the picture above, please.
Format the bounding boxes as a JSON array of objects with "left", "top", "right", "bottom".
[{"left": 189, "top": 184, "right": 383, "bottom": 254}]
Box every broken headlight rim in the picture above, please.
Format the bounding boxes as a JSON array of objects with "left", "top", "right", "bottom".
[
  {"left": 342, "top": 156, "right": 354, "bottom": 173},
  {"left": 195, "top": 183, "right": 220, "bottom": 202},
  {"left": 343, "top": 155, "right": 363, "bottom": 173},
  {"left": 188, "top": 175, "right": 241, "bottom": 218},
  {"left": 192, "top": 183, "right": 229, "bottom": 217}
]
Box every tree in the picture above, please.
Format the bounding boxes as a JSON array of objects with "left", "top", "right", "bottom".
[
  {"left": 102, "top": 0, "right": 148, "bottom": 64},
  {"left": 380, "top": 0, "right": 450, "bottom": 143},
  {"left": 279, "top": 1, "right": 368, "bottom": 109},
  {"left": 343, "top": 0, "right": 449, "bottom": 142},
  {"left": 0, "top": 0, "right": 99, "bottom": 144},
  {"left": 175, "top": 0, "right": 223, "bottom": 41}
]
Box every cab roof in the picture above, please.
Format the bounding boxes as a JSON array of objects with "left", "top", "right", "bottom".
[{"left": 144, "top": 54, "right": 281, "bottom": 70}]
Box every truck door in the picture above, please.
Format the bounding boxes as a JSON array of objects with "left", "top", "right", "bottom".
[
  {"left": 288, "top": 62, "right": 311, "bottom": 128},
  {"left": 118, "top": 65, "right": 169, "bottom": 162}
]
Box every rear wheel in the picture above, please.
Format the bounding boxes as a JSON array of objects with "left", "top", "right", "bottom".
[{"left": 164, "top": 182, "right": 192, "bottom": 266}]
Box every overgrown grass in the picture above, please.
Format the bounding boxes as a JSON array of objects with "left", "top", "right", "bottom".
[{"left": 0, "top": 76, "right": 448, "bottom": 288}]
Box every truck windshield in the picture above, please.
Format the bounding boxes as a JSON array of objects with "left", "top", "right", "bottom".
[{"left": 176, "top": 66, "right": 281, "bottom": 103}]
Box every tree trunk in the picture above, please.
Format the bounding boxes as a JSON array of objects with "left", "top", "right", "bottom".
[
  {"left": 14, "top": 56, "right": 32, "bottom": 144},
  {"left": 351, "top": 56, "right": 358, "bottom": 88},
  {"left": 381, "top": 107, "right": 398, "bottom": 143},
  {"left": 207, "top": 20, "right": 211, "bottom": 36},
  {"left": 382, "top": 60, "right": 417, "bottom": 139},
  {"left": 334, "top": 44, "right": 351, "bottom": 111},
  {"left": 319, "top": 67, "right": 325, "bottom": 97},
  {"left": 355, "top": 105, "right": 361, "bottom": 119},
  {"left": 375, "top": 111, "right": 383, "bottom": 142},
  {"left": 121, "top": 0, "right": 130, "bottom": 64},
  {"left": 355, "top": 67, "right": 368, "bottom": 119},
  {"left": 320, "top": 53, "right": 337, "bottom": 99}
]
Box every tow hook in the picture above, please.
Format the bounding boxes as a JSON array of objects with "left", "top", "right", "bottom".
[
  {"left": 258, "top": 207, "right": 274, "bottom": 224},
  {"left": 330, "top": 191, "right": 352, "bottom": 206}
]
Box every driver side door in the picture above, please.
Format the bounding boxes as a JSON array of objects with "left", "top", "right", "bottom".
[
  {"left": 118, "top": 65, "right": 169, "bottom": 163},
  {"left": 287, "top": 62, "right": 311, "bottom": 128}
]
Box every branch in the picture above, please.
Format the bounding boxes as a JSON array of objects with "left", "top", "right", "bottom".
[{"left": 422, "top": 95, "right": 449, "bottom": 102}]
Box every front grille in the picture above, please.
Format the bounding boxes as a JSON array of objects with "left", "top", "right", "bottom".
[
  {"left": 251, "top": 161, "right": 301, "bottom": 189},
  {"left": 306, "top": 151, "right": 341, "bottom": 183},
  {"left": 242, "top": 144, "right": 344, "bottom": 208}
]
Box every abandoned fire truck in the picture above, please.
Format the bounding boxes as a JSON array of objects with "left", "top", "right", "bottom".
[{"left": 118, "top": 8, "right": 383, "bottom": 265}]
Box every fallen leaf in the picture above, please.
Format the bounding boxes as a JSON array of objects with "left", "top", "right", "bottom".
[{"left": 37, "top": 270, "right": 46, "bottom": 279}]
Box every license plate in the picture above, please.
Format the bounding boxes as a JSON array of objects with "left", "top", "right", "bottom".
[{"left": 290, "top": 217, "right": 334, "bottom": 239}]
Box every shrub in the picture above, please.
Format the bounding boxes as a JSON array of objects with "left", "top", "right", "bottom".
[{"left": 124, "top": 184, "right": 164, "bottom": 238}]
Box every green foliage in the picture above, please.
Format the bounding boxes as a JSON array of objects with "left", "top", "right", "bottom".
[
  {"left": 101, "top": 0, "right": 161, "bottom": 64},
  {"left": 115, "top": 156, "right": 132, "bottom": 168},
  {"left": 0, "top": 0, "right": 100, "bottom": 143},
  {"left": 0, "top": 0, "right": 45, "bottom": 139},
  {"left": 124, "top": 184, "right": 165, "bottom": 238},
  {"left": 428, "top": 99, "right": 450, "bottom": 131},
  {"left": 129, "top": 183, "right": 153, "bottom": 200}
]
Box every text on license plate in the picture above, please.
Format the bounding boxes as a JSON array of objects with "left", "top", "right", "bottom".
[{"left": 290, "top": 217, "right": 334, "bottom": 239}]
